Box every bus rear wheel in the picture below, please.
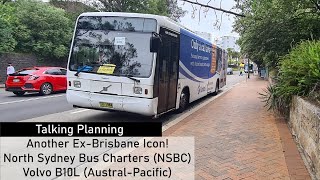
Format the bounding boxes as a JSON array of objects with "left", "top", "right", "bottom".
[{"left": 178, "top": 89, "right": 189, "bottom": 113}]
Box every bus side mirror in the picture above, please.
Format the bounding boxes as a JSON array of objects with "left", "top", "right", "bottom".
[{"left": 150, "top": 36, "right": 161, "bottom": 52}]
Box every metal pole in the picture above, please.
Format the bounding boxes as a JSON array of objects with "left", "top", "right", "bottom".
[{"left": 248, "top": 58, "right": 250, "bottom": 79}]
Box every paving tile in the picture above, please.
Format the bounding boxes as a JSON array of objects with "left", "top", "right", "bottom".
[{"left": 163, "top": 77, "right": 311, "bottom": 180}]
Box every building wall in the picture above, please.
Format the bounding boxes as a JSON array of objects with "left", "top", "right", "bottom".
[
  {"left": 195, "top": 31, "right": 212, "bottom": 42},
  {"left": 216, "top": 36, "right": 240, "bottom": 52},
  {"left": 0, "top": 53, "right": 67, "bottom": 82}
]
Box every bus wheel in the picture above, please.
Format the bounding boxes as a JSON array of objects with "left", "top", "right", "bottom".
[
  {"left": 178, "top": 89, "right": 189, "bottom": 113},
  {"left": 213, "top": 81, "right": 219, "bottom": 95}
]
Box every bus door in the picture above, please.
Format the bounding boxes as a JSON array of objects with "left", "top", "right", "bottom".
[{"left": 157, "top": 28, "right": 179, "bottom": 114}]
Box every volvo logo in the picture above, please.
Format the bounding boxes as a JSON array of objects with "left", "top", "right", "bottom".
[{"left": 100, "top": 85, "right": 112, "bottom": 92}]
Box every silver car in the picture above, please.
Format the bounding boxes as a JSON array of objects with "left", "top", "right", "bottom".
[{"left": 227, "top": 68, "right": 233, "bottom": 75}]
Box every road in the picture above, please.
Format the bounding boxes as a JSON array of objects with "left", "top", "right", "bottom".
[{"left": 0, "top": 72, "right": 246, "bottom": 122}]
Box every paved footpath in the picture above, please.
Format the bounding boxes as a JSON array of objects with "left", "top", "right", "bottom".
[{"left": 164, "top": 77, "right": 311, "bottom": 180}]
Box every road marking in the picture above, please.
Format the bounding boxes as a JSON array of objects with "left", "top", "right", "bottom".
[
  {"left": 70, "top": 109, "right": 90, "bottom": 114},
  {"left": 0, "top": 94, "right": 64, "bottom": 105}
]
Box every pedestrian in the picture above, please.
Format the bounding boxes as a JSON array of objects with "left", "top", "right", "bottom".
[{"left": 7, "top": 63, "right": 15, "bottom": 75}]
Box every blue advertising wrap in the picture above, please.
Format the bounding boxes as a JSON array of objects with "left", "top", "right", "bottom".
[{"left": 179, "top": 29, "right": 215, "bottom": 82}]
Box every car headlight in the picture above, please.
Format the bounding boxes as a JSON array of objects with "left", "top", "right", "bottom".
[
  {"left": 73, "top": 81, "right": 81, "bottom": 88},
  {"left": 133, "top": 87, "right": 142, "bottom": 94}
]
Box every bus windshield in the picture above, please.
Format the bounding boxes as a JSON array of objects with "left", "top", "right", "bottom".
[{"left": 69, "top": 16, "right": 157, "bottom": 78}]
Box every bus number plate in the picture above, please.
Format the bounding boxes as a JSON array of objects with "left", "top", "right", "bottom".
[{"left": 99, "top": 102, "right": 113, "bottom": 108}]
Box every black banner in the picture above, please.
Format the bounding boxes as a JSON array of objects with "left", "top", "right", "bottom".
[{"left": 0, "top": 122, "right": 162, "bottom": 137}]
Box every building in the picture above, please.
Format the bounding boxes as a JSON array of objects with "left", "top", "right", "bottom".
[
  {"left": 195, "top": 31, "right": 212, "bottom": 42},
  {"left": 215, "top": 36, "right": 240, "bottom": 52}
]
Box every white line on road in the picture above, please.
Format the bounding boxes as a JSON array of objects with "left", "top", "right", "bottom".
[
  {"left": 70, "top": 109, "right": 91, "bottom": 114},
  {"left": 0, "top": 94, "right": 64, "bottom": 105}
]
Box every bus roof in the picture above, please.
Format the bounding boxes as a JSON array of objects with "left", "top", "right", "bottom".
[
  {"left": 78, "top": 12, "right": 224, "bottom": 50},
  {"left": 79, "top": 12, "right": 194, "bottom": 34}
]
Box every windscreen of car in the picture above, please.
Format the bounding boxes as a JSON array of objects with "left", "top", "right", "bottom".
[{"left": 69, "top": 16, "right": 157, "bottom": 78}]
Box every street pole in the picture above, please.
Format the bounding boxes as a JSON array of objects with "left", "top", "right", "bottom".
[{"left": 248, "top": 58, "right": 250, "bottom": 79}]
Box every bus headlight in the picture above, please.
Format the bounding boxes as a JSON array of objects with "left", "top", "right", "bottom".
[
  {"left": 73, "top": 81, "right": 81, "bottom": 88},
  {"left": 134, "top": 87, "right": 142, "bottom": 94}
]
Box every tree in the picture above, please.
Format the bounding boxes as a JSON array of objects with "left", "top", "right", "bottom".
[
  {"left": 234, "top": 0, "right": 320, "bottom": 68},
  {"left": 0, "top": 17, "right": 16, "bottom": 53},
  {"left": 14, "top": 0, "right": 73, "bottom": 60},
  {"left": 93, "top": 0, "right": 186, "bottom": 21},
  {"left": 180, "top": 0, "right": 245, "bottom": 17},
  {"left": 0, "top": 3, "right": 17, "bottom": 53},
  {"left": 50, "top": 0, "right": 98, "bottom": 22},
  {"left": 227, "top": 48, "right": 240, "bottom": 66}
]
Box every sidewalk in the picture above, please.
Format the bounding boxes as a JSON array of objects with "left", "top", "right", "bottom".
[{"left": 164, "top": 77, "right": 311, "bottom": 179}]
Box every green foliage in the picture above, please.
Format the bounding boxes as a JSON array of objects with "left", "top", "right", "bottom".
[
  {"left": 95, "top": 0, "right": 185, "bottom": 21},
  {"left": 0, "top": 0, "right": 184, "bottom": 61},
  {"left": 13, "top": 0, "right": 73, "bottom": 59},
  {"left": 0, "top": 17, "right": 16, "bottom": 53},
  {"left": 49, "top": 0, "right": 98, "bottom": 23},
  {"left": 261, "top": 40, "right": 320, "bottom": 115},
  {"left": 234, "top": 0, "right": 320, "bottom": 68},
  {"left": 0, "top": 3, "right": 17, "bottom": 53}
]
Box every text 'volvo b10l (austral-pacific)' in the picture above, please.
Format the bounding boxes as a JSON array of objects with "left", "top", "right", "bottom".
[{"left": 0, "top": 122, "right": 195, "bottom": 180}]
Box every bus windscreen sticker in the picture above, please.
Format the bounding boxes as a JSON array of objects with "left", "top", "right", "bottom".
[
  {"left": 97, "top": 64, "right": 116, "bottom": 74},
  {"left": 114, "top": 37, "right": 126, "bottom": 46}
]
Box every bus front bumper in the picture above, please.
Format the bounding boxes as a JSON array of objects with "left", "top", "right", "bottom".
[{"left": 67, "top": 90, "right": 158, "bottom": 116}]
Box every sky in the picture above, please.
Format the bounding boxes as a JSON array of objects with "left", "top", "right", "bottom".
[{"left": 178, "top": 0, "right": 239, "bottom": 41}]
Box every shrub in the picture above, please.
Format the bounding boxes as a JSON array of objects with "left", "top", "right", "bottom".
[
  {"left": 14, "top": 0, "right": 73, "bottom": 60},
  {"left": 261, "top": 40, "right": 320, "bottom": 115}
]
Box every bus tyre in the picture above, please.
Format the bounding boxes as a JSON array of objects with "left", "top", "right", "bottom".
[
  {"left": 178, "top": 89, "right": 189, "bottom": 113},
  {"left": 40, "top": 83, "right": 53, "bottom": 95},
  {"left": 213, "top": 81, "right": 219, "bottom": 95}
]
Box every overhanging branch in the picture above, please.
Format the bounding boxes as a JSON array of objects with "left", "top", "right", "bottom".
[{"left": 180, "top": 0, "right": 246, "bottom": 17}]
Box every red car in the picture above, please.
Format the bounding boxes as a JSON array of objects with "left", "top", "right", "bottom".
[{"left": 5, "top": 67, "right": 67, "bottom": 96}]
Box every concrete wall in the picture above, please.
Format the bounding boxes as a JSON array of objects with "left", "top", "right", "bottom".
[
  {"left": 289, "top": 96, "right": 320, "bottom": 179},
  {"left": 0, "top": 53, "right": 67, "bottom": 82}
]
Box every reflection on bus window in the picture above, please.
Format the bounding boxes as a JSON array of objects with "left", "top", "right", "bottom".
[{"left": 69, "top": 16, "right": 156, "bottom": 78}]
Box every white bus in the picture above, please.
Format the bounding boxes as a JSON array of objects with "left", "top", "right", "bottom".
[{"left": 67, "top": 12, "right": 227, "bottom": 117}]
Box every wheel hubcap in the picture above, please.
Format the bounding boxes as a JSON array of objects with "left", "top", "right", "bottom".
[{"left": 43, "top": 84, "right": 52, "bottom": 94}]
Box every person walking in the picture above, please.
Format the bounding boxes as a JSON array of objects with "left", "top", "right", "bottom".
[
  {"left": 7, "top": 63, "right": 15, "bottom": 75},
  {"left": 239, "top": 69, "right": 243, "bottom": 76}
]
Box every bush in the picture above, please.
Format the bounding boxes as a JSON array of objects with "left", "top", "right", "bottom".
[
  {"left": 15, "top": 0, "right": 73, "bottom": 60},
  {"left": 0, "top": 17, "right": 16, "bottom": 53},
  {"left": 261, "top": 40, "right": 320, "bottom": 115}
]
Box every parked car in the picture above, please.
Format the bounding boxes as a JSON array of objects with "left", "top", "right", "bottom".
[
  {"left": 227, "top": 67, "right": 233, "bottom": 75},
  {"left": 5, "top": 67, "right": 67, "bottom": 96}
]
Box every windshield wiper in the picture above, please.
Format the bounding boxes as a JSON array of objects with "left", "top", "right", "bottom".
[{"left": 124, "top": 75, "right": 140, "bottom": 83}]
